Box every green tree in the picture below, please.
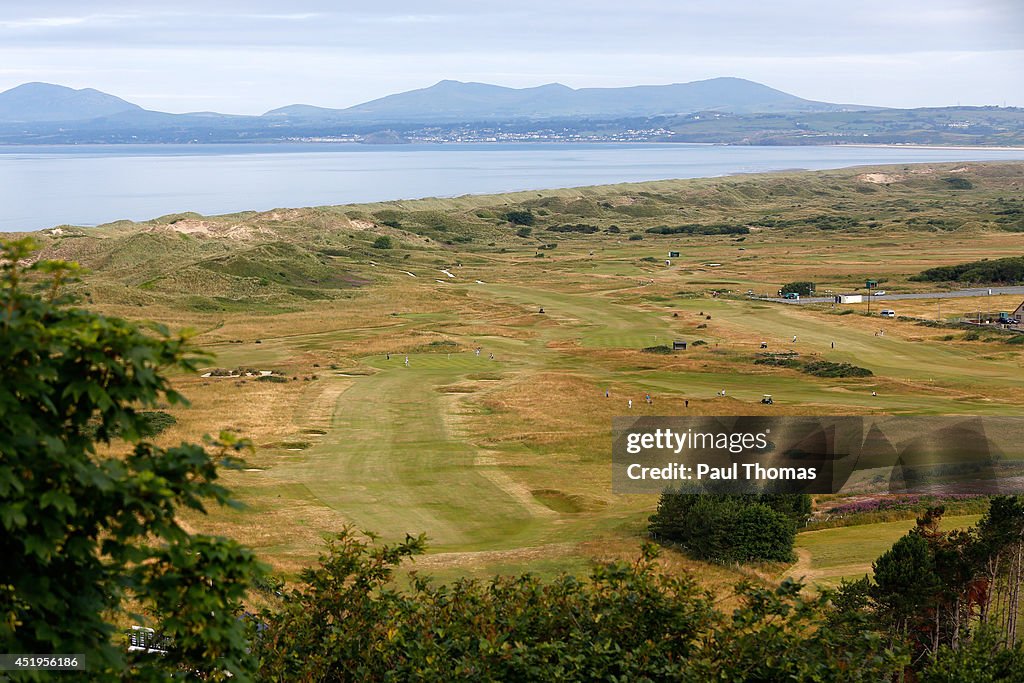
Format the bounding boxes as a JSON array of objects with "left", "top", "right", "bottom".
[
  {"left": 372, "top": 235, "right": 393, "bottom": 249},
  {"left": 0, "top": 238, "right": 260, "bottom": 680},
  {"left": 872, "top": 532, "right": 941, "bottom": 629},
  {"left": 920, "top": 627, "right": 1024, "bottom": 682},
  {"left": 649, "top": 493, "right": 807, "bottom": 563},
  {"left": 780, "top": 281, "right": 816, "bottom": 296}
]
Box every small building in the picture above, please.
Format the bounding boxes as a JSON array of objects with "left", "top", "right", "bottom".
[{"left": 673, "top": 340, "right": 688, "bottom": 351}]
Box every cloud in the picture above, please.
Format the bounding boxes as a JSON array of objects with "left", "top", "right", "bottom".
[
  {"left": 0, "top": 1, "right": 1020, "bottom": 112},
  {"left": 0, "top": 13, "right": 138, "bottom": 30}
]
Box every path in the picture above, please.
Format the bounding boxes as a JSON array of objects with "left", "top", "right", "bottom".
[{"left": 767, "top": 285, "right": 1024, "bottom": 305}]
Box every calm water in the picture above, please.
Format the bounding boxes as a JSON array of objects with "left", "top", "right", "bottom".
[{"left": 1, "top": 142, "right": 1022, "bottom": 232}]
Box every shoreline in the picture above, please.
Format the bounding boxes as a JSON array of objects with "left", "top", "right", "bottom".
[
  {"left": 838, "top": 143, "right": 1024, "bottom": 152},
  {"left": 0, "top": 140, "right": 1022, "bottom": 153}
]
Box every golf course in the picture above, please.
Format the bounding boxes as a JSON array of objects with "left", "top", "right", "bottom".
[{"left": 21, "top": 160, "right": 1024, "bottom": 589}]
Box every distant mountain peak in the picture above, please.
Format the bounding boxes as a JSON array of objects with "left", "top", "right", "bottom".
[{"left": 0, "top": 82, "right": 141, "bottom": 122}]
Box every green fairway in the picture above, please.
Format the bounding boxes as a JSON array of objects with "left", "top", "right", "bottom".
[
  {"left": 790, "top": 514, "right": 982, "bottom": 586},
  {"left": 265, "top": 359, "right": 549, "bottom": 552}
]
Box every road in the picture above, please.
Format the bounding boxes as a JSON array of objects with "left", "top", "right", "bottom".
[{"left": 765, "top": 285, "right": 1024, "bottom": 305}]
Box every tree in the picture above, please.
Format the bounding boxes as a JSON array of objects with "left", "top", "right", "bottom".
[
  {"left": 871, "top": 531, "right": 942, "bottom": 643},
  {"left": 0, "top": 238, "right": 260, "bottom": 680},
  {"left": 649, "top": 492, "right": 808, "bottom": 563},
  {"left": 372, "top": 235, "right": 393, "bottom": 249},
  {"left": 780, "top": 281, "right": 816, "bottom": 296}
]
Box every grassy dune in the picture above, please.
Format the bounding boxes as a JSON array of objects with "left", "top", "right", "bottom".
[{"left": 16, "top": 160, "right": 1024, "bottom": 587}]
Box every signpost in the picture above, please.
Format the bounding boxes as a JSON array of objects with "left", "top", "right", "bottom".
[{"left": 866, "top": 279, "right": 877, "bottom": 316}]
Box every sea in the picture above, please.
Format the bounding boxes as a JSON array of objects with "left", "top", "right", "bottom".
[{"left": 1, "top": 142, "right": 1022, "bottom": 232}]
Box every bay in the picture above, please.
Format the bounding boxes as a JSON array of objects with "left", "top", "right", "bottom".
[{"left": 1, "top": 142, "right": 1022, "bottom": 232}]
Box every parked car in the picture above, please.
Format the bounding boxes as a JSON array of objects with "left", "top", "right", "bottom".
[
  {"left": 872, "top": 290, "right": 887, "bottom": 296},
  {"left": 880, "top": 309, "right": 896, "bottom": 318},
  {"left": 782, "top": 292, "right": 800, "bottom": 300}
]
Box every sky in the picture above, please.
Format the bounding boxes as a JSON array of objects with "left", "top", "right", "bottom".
[{"left": 0, "top": 0, "right": 1021, "bottom": 114}]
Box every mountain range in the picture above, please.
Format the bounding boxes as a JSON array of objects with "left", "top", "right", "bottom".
[
  {"left": 264, "top": 77, "right": 870, "bottom": 122},
  {"left": 0, "top": 79, "right": 1020, "bottom": 147},
  {"left": 0, "top": 77, "right": 869, "bottom": 125}
]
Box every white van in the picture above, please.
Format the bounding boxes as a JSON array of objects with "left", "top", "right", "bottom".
[{"left": 880, "top": 309, "right": 896, "bottom": 318}]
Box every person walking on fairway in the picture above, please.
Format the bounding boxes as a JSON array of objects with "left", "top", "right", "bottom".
[
  {"left": 685, "top": 399, "right": 689, "bottom": 408},
  {"left": 645, "top": 393, "right": 651, "bottom": 404},
  {"left": 628, "top": 399, "right": 633, "bottom": 409},
  {"left": 831, "top": 341, "right": 834, "bottom": 349},
  {"left": 386, "top": 352, "right": 390, "bottom": 360},
  {"left": 792, "top": 335, "right": 797, "bottom": 343},
  {"left": 605, "top": 389, "right": 609, "bottom": 398},
  {"left": 404, "top": 355, "right": 409, "bottom": 367}
]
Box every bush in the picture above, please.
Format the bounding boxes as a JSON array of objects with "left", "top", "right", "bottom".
[
  {"left": 372, "top": 235, "right": 394, "bottom": 249},
  {"left": 802, "top": 361, "right": 873, "bottom": 378},
  {"left": 251, "top": 529, "right": 904, "bottom": 681},
  {"left": 646, "top": 223, "right": 749, "bottom": 236},
  {"left": 754, "top": 356, "right": 802, "bottom": 369},
  {"left": 642, "top": 345, "right": 673, "bottom": 354},
  {"left": 942, "top": 177, "right": 974, "bottom": 190},
  {"left": 546, "top": 223, "right": 599, "bottom": 233},
  {"left": 515, "top": 226, "right": 532, "bottom": 238},
  {"left": 912, "top": 256, "right": 1024, "bottom": 284},
  {"left": 628, "top": 234, "right": 643, "bottom": 241},
  {"left": 503, "top": 210, "right": 535, "bottom": 226},
  {"left": 649, "top": 493, "right": 808, "bottom": 563}
]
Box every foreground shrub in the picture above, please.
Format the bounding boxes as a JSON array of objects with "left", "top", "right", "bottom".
[{"left": 252, "top": 529, "right": 905, "bottom": 681}]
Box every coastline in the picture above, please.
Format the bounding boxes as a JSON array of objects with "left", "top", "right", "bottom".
[{"left": 837, "top": 142, "right": 1024, "bottom": 152}]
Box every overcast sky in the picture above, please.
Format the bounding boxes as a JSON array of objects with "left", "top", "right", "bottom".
[{"left": 0, "top": 0, "right": 1021, "bottom": 114}]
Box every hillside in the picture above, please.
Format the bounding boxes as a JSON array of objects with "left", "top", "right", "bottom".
[
  {"left": 0, "top": 82, "right": 142, "bottom": 122},
  {"left": 17, "top": 161, "right": 1024, "bottom": 315}
]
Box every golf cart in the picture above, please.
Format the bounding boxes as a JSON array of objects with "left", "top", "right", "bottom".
[{"left": 760, "top": 394, "right": 774, "bottom": 405}]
